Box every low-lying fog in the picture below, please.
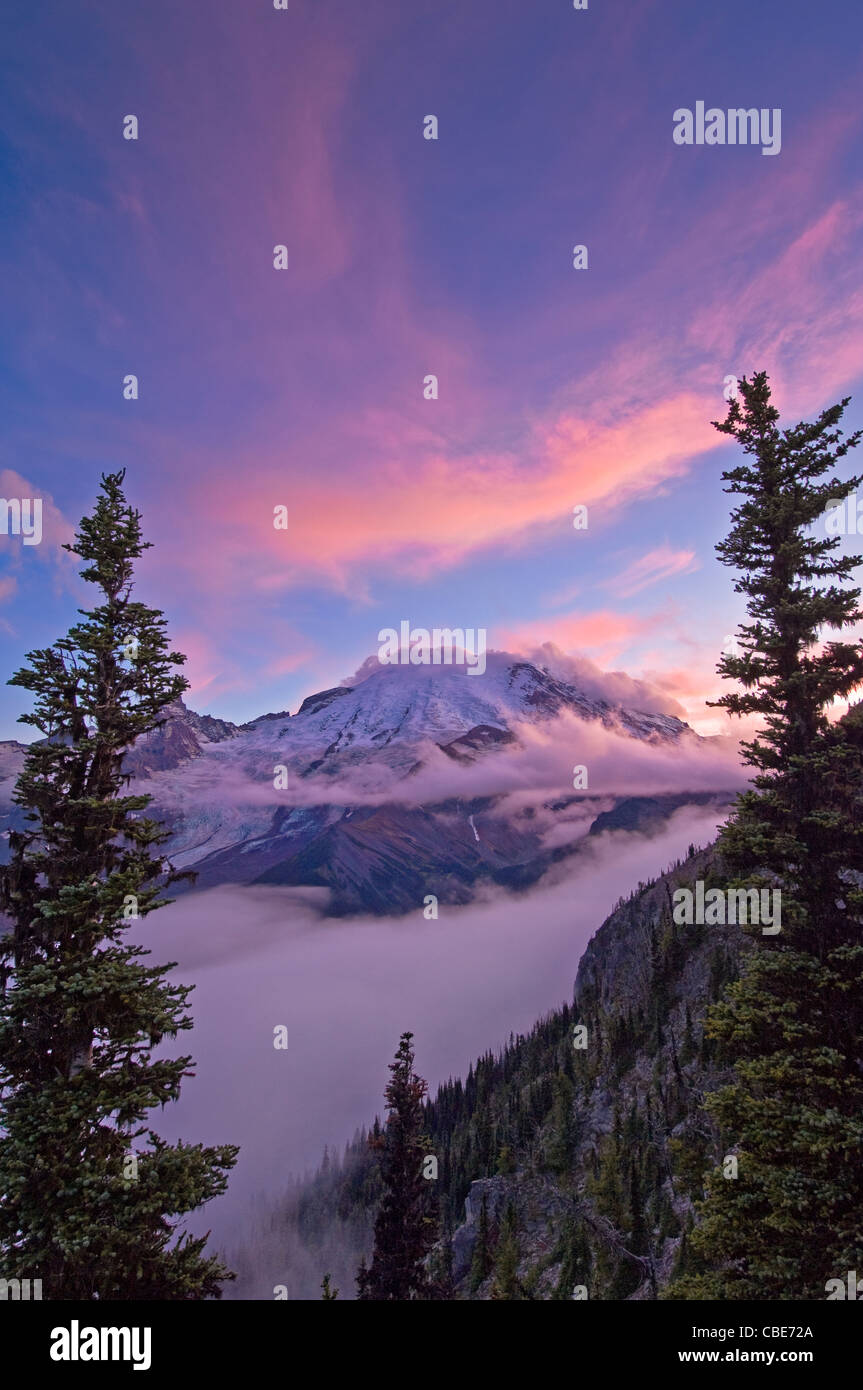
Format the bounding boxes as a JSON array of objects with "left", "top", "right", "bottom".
[{"left": 141, "top": 803, "right": 727, "bottom": 1272}]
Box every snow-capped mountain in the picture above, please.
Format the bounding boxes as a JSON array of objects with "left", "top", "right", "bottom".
[
  {"left": 0, "top": 652, "right": 734, "bottom": 915},
  {"left": 236, "top": 651, "right": 690, "bottom": 778}
]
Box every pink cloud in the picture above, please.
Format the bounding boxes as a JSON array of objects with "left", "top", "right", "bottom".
[
  {"left": 498, "top": 608, "right": 668, "bottom": 667},
  {"left": 606, "top": 545, "right": 699, "bottom": 598},
  {"left": 0, "top": 470, "right": 74, "bottom": 553},
  {"left": 155, "top": 162, "right": 863, "bottom": 599},
  {"left": 0, "top": 471, "right": 77, "bottom": 615},
  {"left": 157, "top": 389, "right": 718, "bottom": 603}
]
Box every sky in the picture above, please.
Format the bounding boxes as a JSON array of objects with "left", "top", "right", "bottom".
[{"left": 2, "top": 0, "right": 863, "bottom": 739}]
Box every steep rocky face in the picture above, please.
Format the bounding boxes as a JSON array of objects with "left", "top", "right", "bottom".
[
  {"left": 587, "top": 794, "right": 718, "bottom": 837},
  {"left": 0, "top": 702, "right": 241, "bottom": 855},
  {"left": 0, "top": 739, "right": 27, "bottom": 796},
  {"left": 437, "top": 846, "right": 749, "bottom": 1299},
  {"left": 246, "top": 798, "right": 568, "bottom": 914},
  {"left": 175, "top": 791, "right": 734, "bottom": 915},
  {"left": 437, "top": 724, "right": 518, "bottom": 763},
  {"left": 176, "top": 703, "right": 239, "bottom": 744},
  {"left": 121, "top": 713, "right": 202, "bottom": 779},
  {"left": 121, "top": 699, "right": 241, "bottom": 778},
  {"left": 293, "top": 688, "right": 352, "bottom": 719}
]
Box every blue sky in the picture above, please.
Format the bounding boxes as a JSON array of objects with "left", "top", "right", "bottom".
[{"left": 2, "top": 0, "right": 863, "bottom": 738}]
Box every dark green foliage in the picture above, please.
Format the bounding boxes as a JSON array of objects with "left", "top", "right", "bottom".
[
  {"left": 708, "top": 372, "right": 863, "bottom": 956},
  {"left": 245, "top": 376, "right": 863, "bottom": 1301},
  {"left": 670, "top": 374, "right": 863, "bottom": 1299},
  {"left": 544, "top": 1073, "right": 576, "bottom": 1174},
  {"left": 490, "top": 1202, "right": 521, "bottom": 1300},
  {"left": 426, "top": 1006, "right": 578, "bottom": 1230},
  {"left": 667, "top": 1132, "right": 708, "bottom": 1201},
  {"left": 495, "top": 1143, "right": 516, "bottom": 1175},
  {"left": 628, "top": 1158, "right": 648, "bottom": 1256},
  {"left": 255, "top": 846, "right": 748, "bottom": 1299},
  {"left": 669, "top": 1213, "right": 698, "bottom": 1285},
  {"left": 356, "top": 1032, "right": 438, "bottom": 1300},
  {"left": 554, "top": 1215, "right": 592, "bottom": 1299},
  {"left": 587, "top": 1113, "right": 626, "bottom": 1229},
  {"left": 427, "top": 1215, "right": 455, "bottom": 1298},
  {"left": 0, "top": 471, "right": 238, "bottom": 1300}
]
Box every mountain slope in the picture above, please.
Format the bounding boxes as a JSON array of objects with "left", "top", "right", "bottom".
[
  {"left": 0, "top": 653, "right": 731, "bottom": 911},
  {"left": 225, "top": 844, "right": 750, "bottom": 1298},
  {"left": 136, "top": 654, "right": 720, "bottom": 910}
]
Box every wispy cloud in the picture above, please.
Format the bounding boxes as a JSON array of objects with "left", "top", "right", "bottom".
[{"left": 606, "top": 545, "right": 698, "bottom": 598}]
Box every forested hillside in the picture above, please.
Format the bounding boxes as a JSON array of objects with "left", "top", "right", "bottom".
[{"left": 232, "top": 842, "right": 751, "bottom": 1299}]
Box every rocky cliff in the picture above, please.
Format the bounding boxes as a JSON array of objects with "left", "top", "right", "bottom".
[{"left": 437, "top": 844, "right": 750, "bottom": 1299}]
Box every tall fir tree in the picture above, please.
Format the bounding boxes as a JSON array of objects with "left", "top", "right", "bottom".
[
  {"left": 669, "top": 373, "right": 863, "bottom": 1299},
  {"left": 545, "top": 1072, "right": 576, "bottom": 1174},
  {"left": 356, "top": 1032, "right": 437, "bottom": 1299},
  {"left": 0, "top": 471, "right": 238, "bottom": 1299},
  {"left": 554, "top": 1213, "right": 592, "bottom": 1299},
  {"left": 490, "top": 1200, "right": 521, "bottom": 1300}
]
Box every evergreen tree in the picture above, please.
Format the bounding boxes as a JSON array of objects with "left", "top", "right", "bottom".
[
  {"left": 495, "top": 1143, "right": 515, "bottom": 1175},
  {"left": 670, "top": 373, "right": 863, "bottom": 1299},
  {"left": 628, "top": 1159, "right": 648, "bottom": 1256},
  {"left": 587, "top": 1110, "right": 625, "bottom": 1228},
  {"left": 0, "top": 471, "right": 238, "bottom": 1299},
  {"left": 356, "top": 1032, "right": 436, "bottom": 1299},
  {"left": 428, "top": 1213, "right": 455, "bottom": 1300},
  {"left": 670, "top": 1214, "right": 696, "bottom": 1285},
  {"left": 710, "top": 371, "right": 863, "bottom": 954},
  {"left": 545, "top": 1072, "right": 575, "bottom": 1174},
  {"left": 490, "top": 1201, "right": 521, "bottom": 1300},
  {"left": 554, "top": 1214, "right": 592, "bottom": 1299},
  {"left": 321, "top": 1273, "right": 339, "bottom": 1300}
]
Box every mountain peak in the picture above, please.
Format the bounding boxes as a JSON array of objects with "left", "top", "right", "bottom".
[{"left": 295, "top": 687, "right": 353, "bottom": 718}]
